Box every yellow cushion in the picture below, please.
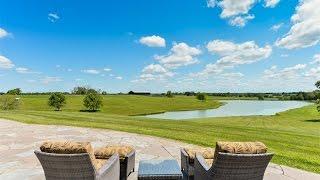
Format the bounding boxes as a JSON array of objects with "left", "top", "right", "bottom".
[
  {"left": 184, "top": 147, "right": 215, "bottom": 163},
  {"left": 94, "top": 159, "right": 107, "bottom": 170},
  {"left": 205, "top": 159, "right": 214, "bottom": 166},
  {"left": 40, "top": 141, "right": 104, "bottom": 170},
  {"left": 215, "top": 142, "right": 267, "bottom": 155},
  {"left": 95, "top": 145, "right": 134, "bottom": 160}
]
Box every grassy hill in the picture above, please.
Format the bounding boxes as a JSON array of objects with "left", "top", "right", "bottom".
[{"left": 0, "top": 95, "right": 319, "bottom": 173}]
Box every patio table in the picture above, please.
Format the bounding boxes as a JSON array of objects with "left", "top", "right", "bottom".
[{"left": 138, "top": 159, "right": 183, "bottom": 180}]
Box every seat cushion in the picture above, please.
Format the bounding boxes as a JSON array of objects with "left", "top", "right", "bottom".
[
  {"left": 95, "top": 145, "right": 134, "bottom": 160},
  {"left": 215, "top": 141, "right": 267, "bottom": 155},
  {"left": 40, "top": 141, "right": 95, "bottom": 156},
  {"left": 40, "top": 141, "right": 103, "bottom": 170},
  {"left": 184, "top": 147, "right": 215, "bottom": 163},
  {"left": 205, "top": 159, "right": 214, "bottom": 166},
  {"left": 95, "top": 159, "right": 107, "bottom": 170}
]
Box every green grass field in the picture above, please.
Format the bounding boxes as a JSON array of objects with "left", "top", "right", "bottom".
[
  {"left": 18, "top": 95, "right": 221, "bottom": 115},
  {"left": 0, "top": 95, "right": 319, "bottom": 173}
]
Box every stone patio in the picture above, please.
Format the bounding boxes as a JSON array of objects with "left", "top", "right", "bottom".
[{"left": 0, "top": 119, "right": 319, "bottom": 180}]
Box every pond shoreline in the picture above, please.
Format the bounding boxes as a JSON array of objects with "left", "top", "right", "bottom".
[
  {"left": 131, "top": 102, "right": 226, "bottom": 116},
  {"left": 143, "top": 100, "right": 312, "bottom": 120}
]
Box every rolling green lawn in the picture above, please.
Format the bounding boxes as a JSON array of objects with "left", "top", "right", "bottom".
[
  {"left": 0, "top": 95, "right": 319, "bottom": 173},
  {"left": 18, "top": 95, "right": 221, "bottom": 115}
]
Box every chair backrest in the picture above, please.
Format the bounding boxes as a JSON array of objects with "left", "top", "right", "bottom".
[
  {"left": 35, "top": 150, "right": 96, "bottom": 180},
  {"left": 209, "top": 152, "right": 273, "bottom": 180}
]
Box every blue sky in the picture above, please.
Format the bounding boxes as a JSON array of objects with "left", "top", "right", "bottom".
[{"left": 0, "top": 0, "right": 319, "bottom": 93}]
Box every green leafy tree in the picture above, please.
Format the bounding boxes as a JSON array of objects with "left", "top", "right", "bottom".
[
  {"left": 48, "top": 93, "right": 66, "bottom": 111},
  {"left": 83, "top": 93, "right": 103, "bottom": 111},
  {"left": 315, "top": 81, "right": 320, "bottom": 89},
  {"left": 72, "top": 86, "right": 89, "bottom": 95},
  {"left": 257, "top": 94, "right": 264, "bottom": 100},
  {"left": 87, "top": 88, "right": 98, "bottom": 94},
  {"left": 101, "top": 91, "right": 107, "bottom": 95},
  {"left": 166, "top": 91, "right": 174, "bottom": 98},
  {"left": 0, "top": 95, "right": 20, "bottom": 110},
  {"left": 7, "top": 88, "right": 22, "bottom": 95},
  {"left": 196, "top": 93, "right": 207, "bottom": 101}
]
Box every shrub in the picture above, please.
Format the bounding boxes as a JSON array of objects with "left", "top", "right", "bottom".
[
  {"left": 83, "top": 93, "right": 103, "bottom": 111},
  {"left": 166, "top": 91, "right": 174, "bottom": 98},
  {"left": 48, "top": 93, "right": 66, "bottom": 111},
  {"left": 196, "top": 93, "right": 207, "bottom": 101},
  {"left": 0, "top": 95, "right": 20, "bottom": 110},
  {"left": 7, "top": 88, "right": 22, "bottom": 95},
  {"left": 258, "top": 95, "right": 264, "bottom": 100}
]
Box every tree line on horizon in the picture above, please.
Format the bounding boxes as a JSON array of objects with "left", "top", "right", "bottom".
[{"left": 1, "top": 85, "right": 320, "bottom": 101}]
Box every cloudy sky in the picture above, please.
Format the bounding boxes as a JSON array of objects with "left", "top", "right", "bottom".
[{"left": 0, "top": 0, "right": 319, "bottom": 93}]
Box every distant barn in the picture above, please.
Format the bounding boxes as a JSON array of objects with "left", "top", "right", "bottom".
[{"left": 128, "top": 91, "right": 151, "bottom": 95}]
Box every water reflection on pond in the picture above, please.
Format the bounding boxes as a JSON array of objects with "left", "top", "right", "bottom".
[{"left": 144, "top": 100, "right": 312, "bottom": 120}]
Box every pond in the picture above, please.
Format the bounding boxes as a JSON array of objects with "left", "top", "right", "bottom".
[{"left": 144, "top": 100, "right": 312, "bottom": 120}]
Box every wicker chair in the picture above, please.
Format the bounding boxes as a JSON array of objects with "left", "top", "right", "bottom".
[
  {"left": 94, "top": 146, "right": 136, "bottom": 180},
  {"left": 194, "top": 152, "right": 274, "bottom": 180},
  {"left": 181, "top": 148, "right": 195, "bottom": 179},
  {"left": 35, "top": 150, "right": 120, "bottom": 180},
  {"left": 119, "top": 150, "right": 135, "bottom": 180}
]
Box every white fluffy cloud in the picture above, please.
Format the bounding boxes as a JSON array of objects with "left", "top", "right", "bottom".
[
  {"left": 263, "top": 64, "right": 306, "bottom": 79},
  {"left": 270, "top": 23, "right": 283, "bottom": 31},
  {"left": 142, "top": 64, "right": 168, "bottom": 74},
  {"left": 209, "top": 0, "right": 281, "bottom": 27},
  {"left": 48, "top": 13, "right": 60, "bottom": 22},
  {"left": 305, "top": 67, "right": 320, "bottom": 78},
  {"left": 310, "top": 53, "right": 320, "bottom": 64},
  {"left": 139, "top": 35, "right": 166, "bottom": 47},
  {"left": 207, "top": 0, "right": 217, "bottom": 8},
  {"left": 196, "top": 40, "right": 272, "bottom": 76},
  {"left": 115, "top": 76, "right": 123, "bottom": 80},
  {"left": 0, "top": 55, "right": 14, "bottom": 69},
  {"left": 139, "top": 72, "right": 174, "bottom": 81},
  {"left": 219, "top": 0, "right": 256, "bottom": 18},
  {"left": 264, "top": 0, "right": 280, "bottom": 8},
  {"left": 218, "top": 0, "right": 257, "bottom": 27},
  {"left": 136, "top": 64, "right": 174, "bottom": 82},
  {"left": 0, "top": 28, "right": 9, "bottom": 38},
  {"left": 82, "top": 69, "right": 100, "bottom": 74},
  {"left": 155, "top": 42, "right": 201, "bottom": 69},
  {"left": 305, "top": 54, "right": 320, "bottom": 78},
  {"left": 275, "top": 0, "right": 320, "bottom": 49},
  {"left": 229, "top": 14, "right": 255, "bottom": 27},
  {"left": 207, "top": 40, "right": 272, "bottom": 65}
]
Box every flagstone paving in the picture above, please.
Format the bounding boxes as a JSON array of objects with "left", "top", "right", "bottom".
[{"left": 0, "top": 119, "right": 319, "bottom": 180}]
